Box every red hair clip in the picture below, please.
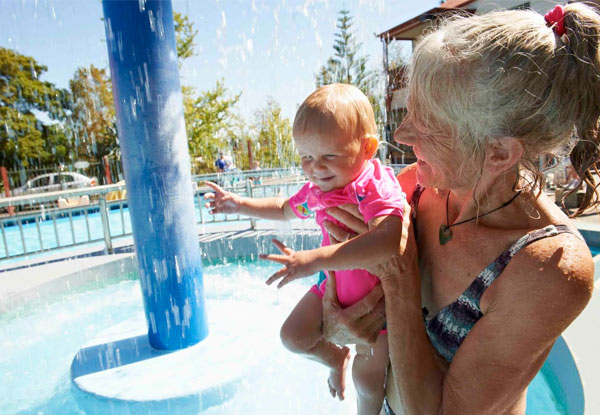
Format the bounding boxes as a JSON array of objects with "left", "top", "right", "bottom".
[{"left": 544, "top": 5, "right": 566, "bottom": 36}]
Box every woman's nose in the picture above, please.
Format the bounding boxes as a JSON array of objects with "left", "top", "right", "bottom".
[{"left": 394, "top": 122, "right": 417, "bottom": 145}]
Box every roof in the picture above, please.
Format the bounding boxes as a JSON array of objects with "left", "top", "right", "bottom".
[
  {"left": 378, "top": 0, "right": 477, "bottom": 41},
  {"left": 439, "top": 0, "right": 477, "bottom": 8}
]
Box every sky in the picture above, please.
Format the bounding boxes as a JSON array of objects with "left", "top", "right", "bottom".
[{"left": 0, "top": 0, "right": 440, "bottom": 121}]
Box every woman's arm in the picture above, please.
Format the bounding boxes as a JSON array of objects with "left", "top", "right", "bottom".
[
  {"left": 321, "top": 193, "right": 594, "bottom": 414},
  {"left": 381, "top": 228, "right": 594, "bottom": 414}
]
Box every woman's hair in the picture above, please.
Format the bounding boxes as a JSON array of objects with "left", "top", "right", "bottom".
[
  {"left": 293, "top": 83, "right": 377, "bottom": 143},
  {"left": 406, "top": 3, "right": 600, "bottom": 215}
]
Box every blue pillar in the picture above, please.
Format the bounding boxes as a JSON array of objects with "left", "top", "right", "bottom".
[{"left": 102, "top": 0, "right": 208, "bottom": 349}]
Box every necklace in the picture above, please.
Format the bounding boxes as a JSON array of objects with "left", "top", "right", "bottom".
[{"left": 439, "top": 190, "right": 523, "bottom": 245}]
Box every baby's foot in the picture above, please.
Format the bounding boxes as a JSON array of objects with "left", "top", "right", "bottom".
[{"left": 327, "top": 346, "right": 351, "bottom": 401}]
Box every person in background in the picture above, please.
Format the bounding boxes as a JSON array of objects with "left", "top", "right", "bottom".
[
  {"left": 321, "top": 4, "right": 596, "bottom": 414},
  {"left": 205, "top": 84, "right": 406, "bottom": 415},
  {"left": 215, "top": 152, "right": 227, "bottom": 172},
  {"left": 250, "top": 160, "right": 262, "bottom": 184}
]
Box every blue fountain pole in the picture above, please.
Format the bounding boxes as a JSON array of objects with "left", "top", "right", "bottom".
[{"left": 102, "top": 0, "right": 208, "bottom": 349}]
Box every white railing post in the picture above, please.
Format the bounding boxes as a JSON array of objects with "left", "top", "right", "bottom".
[
  {"left": 246, "top": 179, "right": 256, "bottom": 230},
  {"left": 98, "top": 197, "right": 113, "bottom": 254}
]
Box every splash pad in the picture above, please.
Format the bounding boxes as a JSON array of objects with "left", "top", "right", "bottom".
[{"left": 70, "top": 1, "right": 247, "bottom": 411}]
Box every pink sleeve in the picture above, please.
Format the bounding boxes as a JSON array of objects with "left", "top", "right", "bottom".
[
  {"left": 354, "top": 164, "right": 405, "bottom": 223},
  {"left": 288, "top": 182, "right": 313, "bottom": 219}
]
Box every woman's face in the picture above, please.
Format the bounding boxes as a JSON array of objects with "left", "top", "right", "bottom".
[{"left": 394, "top": 119, "right": 463, "bottom": 189}]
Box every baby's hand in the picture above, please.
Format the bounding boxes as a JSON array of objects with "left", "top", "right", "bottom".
[
  {"left": 261, "top": 239, "right": 321, "bottom": 288},
  {"left": 203, "top": 181, "right": 242, "bottom": 214}
]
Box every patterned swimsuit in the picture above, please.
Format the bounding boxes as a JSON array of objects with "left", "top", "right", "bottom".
[{"left": 383, "top": 185, "right": 574, "bottom": 415}]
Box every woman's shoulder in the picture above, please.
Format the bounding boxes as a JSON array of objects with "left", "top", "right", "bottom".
[
  {"left": 504, "top": 227, "right": 594, "bottom": 315},
  {"left": 396, "top": 163, "right": 418, "bottom": 203}
]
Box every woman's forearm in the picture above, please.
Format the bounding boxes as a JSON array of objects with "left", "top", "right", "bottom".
[{"left": 382, "top": 269, "right": 445, "bottom": 415}]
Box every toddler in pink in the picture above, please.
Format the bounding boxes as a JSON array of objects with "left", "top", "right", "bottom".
[
  {"left": 204, "top": 84, "right": 405, "bottom": 415},
  {"left": 290, "top": 158, "right": 404, "bottom": 308}
]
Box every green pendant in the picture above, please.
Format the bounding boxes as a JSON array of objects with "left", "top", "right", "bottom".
[{"left": 439, "top": 224, "right": 453, "bottom": 245}]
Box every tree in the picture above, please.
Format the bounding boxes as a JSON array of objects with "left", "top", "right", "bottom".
[
  {"left": 68, "top": 65, "right": 117, "bottom": 161},
  {"left": 0, "top": 47, "right": 71, "bottom": 169},
  {"left": 174, "top": 12, "right": 198, "bottom": 65},
  {"left": 252, "top": 99, "right": 295, "bottom": 168},
  {"left": 315, "top": 9, "right": 383, "bottom": 126},
  {"left": 315, "top": 10, "right": 375, "bottom": 91},
  {"left": 184, "top": 80, "right": 241, "bottom": 172}
]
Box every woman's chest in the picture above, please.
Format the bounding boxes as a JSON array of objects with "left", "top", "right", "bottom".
[{"left": 415, "top": 206, "right": 514, "bottom": 313}]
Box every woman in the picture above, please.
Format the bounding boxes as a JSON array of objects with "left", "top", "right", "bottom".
[{"left": 320, "top": 4, "right": 597, "bottom": 414}]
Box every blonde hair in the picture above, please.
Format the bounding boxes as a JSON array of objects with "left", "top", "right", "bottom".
[
  {"left": 406, "top": 3, "right": 600, "bottom": 214},
  {"left": 293, "top": 83, "right": 377, "bottom": 144}
]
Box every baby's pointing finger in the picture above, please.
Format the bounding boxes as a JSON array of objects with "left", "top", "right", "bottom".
[
  {"left": 265, "top": 268, "right": 287, "bottom": 285},
  {"left": 270, "top": 238, "right": 292, "bottom": 254},
  {"left": 259, "top": 253, "right": 289, "bottom": 264},
  {"left": 204, "top": 181, "right": 224, "bottom": 193}
]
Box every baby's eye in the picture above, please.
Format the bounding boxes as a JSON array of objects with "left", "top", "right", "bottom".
[
  {"left": 323, "top": 155, "right": 336, "bottom": 160},
  {"left": 301, "top": 155, "right": 313, "bottom": 161}
]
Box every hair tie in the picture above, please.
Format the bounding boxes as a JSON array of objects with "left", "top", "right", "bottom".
[{"left": 545, "top": 5, "right": 566, "bottom": 36}]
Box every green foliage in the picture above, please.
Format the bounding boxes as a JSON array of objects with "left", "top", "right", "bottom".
[
  {"left": 0, "top": 12, "right": 295, "bottom": 176},
  {"left": 252, "top": 99, "right": 296, "bottom": 169},
  {"left": 184, "top": 80, "right": 242, "bottom": 172},
  {"left": 68, "top": 65, "right": 117, "bottom": 161},
  {"left": 0, "top": 47, "right": 71, "bottom": 169},
  {"left": 315, "top": 9, "right": 383, "bottom": 126},
  {"left": 174, "top": 12, "right": 198, "bottom": 64},
  {"left": 315, "top": 10, "right": 374, "bottom": 91}
]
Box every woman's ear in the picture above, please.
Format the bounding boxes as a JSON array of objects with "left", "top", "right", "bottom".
[
  {"left": 484, "top": 137, "right": 524, "bottom": 174},
  {"left": 364, "top": 136, "right": 379, "bottom": 159}
]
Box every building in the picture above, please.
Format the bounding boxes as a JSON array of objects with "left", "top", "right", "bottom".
[{"left": 377, "top": 0, "right": 597, "bottom": 163}]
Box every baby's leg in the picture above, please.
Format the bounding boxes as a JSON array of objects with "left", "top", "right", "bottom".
[
  {"left": 280, "top": 291, "right": 351, "bottom": 400},
  {"left": 352, "top": 333, "right": 389, "bottom": 415}
]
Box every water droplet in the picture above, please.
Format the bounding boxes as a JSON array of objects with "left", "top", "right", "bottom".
[{"left": 148, "top": 9, "right": 155, "bottom": 32}]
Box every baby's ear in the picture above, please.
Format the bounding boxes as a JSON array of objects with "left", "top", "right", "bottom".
[{"left": 364, "top": 136, "right": 379, "bottom": 158}]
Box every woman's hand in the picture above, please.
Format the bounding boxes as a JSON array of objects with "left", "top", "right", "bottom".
[
  {"left": 373, "top": 201, "right": 417, "bottom": 285},
  {"left": 203, "top": 181, "right": 243, "bottom": 214},
  {"left": 320, "top": 203, "right": 386, "bottom": 345},
  {"left": 323, "top": 204, "right": 369, "bottom": 242},
  {"left": 322, "top": 270, "right": 386, "bottom": 345}
]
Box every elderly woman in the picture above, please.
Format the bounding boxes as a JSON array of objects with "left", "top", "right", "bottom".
[{"left": 321, "top": 4, "right": 596, "bottom": 414}]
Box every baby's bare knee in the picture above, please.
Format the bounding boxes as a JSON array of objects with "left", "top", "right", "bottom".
[
  {"left": 353, "top": 360, "right": 386, "bottom": 397},
  {"left": 280, "top": 321, "right": 317, "bottom": 353}
]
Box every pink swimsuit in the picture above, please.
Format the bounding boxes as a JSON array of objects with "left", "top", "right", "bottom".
[{"left": 288, "top": 159, "right": 405, "bottom": 308}]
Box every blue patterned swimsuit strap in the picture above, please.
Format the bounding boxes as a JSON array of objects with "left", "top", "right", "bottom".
[{"left": 475, "top": 224, "right": 573, "bottom": 293}]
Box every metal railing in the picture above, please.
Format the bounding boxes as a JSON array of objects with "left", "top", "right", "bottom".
[
  {"left": 0, "top": 168, "right": 307, "bottom": 261},
  {"left": 0, "top": 165, "right": 408, "bottom": 262}
]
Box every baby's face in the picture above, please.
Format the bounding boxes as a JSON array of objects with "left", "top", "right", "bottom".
[{"left": 294, "top": 132, "right": 366, "bottom": 192}]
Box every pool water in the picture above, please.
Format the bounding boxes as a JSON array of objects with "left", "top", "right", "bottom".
[{"left": 0, "top": 261, "right": 567, "bottom": 414}]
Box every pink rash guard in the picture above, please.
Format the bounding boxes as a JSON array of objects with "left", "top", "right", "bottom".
[{"left": 288, "top": 159, "right": 405, "bottom": 308}]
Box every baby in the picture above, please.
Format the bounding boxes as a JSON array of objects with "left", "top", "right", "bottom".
[{"left": 204, "top": 83, "right": 405, "bottom": 415}]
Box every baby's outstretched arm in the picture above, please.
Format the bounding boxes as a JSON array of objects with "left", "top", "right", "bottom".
[
  {"left": 262, "top": 214, "right": 403, "bottom": 288},
  {"left": 204, "top": 181, "right": 296, "bottom": 220}
]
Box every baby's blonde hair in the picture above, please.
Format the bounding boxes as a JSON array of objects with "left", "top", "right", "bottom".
[
  {"left": 406, "top": 3, "right": 600, "bottom": 214},
  {"left": 293, "top": 83, "right": 377, "bottom": 144}
]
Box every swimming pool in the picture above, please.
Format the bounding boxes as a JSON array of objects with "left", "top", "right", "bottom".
[
  {"left": 0, "top": 202, "right": 243, "bottom": 262},
  {"left": 0, "top": 260, "right": 568, "bottom": 414}
]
